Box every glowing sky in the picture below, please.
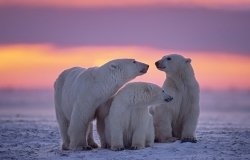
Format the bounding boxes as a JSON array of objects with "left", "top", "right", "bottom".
[
  {"left": 1, "top": 45, "right": 250, "bottom": 90},
  {"left": 0, "top": 1, "right": 250, "bottom": 90}
]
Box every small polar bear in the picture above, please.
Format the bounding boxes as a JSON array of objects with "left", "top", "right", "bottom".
[
  {"left": 151, "top": 54, "right": 200, "bottom": 143},
  {"left": 54, "top": 59, "right": 149, "bottom": 150},
  {"left": 97, "top": 82, "right": 173, "bottom": 151}
]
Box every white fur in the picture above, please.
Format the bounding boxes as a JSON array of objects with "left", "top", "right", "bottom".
[
  {"left": 95, "top": 97, "right": 113, "bottom": 148},
  {"left": 54, "top": 59, "right": 149, "bottom": 150},
  {"left": 152, "top": 54, "right": 200, "bottom": 143},
  {"left": 98, "top": 82, "right": 172, "bottom": 151}
]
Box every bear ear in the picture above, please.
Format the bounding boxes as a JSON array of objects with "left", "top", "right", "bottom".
[
  {"left": 109, "top": 63, "right": 118, "bottom": 70},
  {"left": 185, "top": 58, "right": 191, "bottom": 63}
]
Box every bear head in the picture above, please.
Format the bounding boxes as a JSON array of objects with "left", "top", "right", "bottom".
[
  {"left": 155, "top": 54, "right": 194, "bottom": 78},
  {"left": 104, "top": 59, "right": 149, "bottom": 82},
  {"left": 119, "top": 82, "right": 173, "bottom": 107}
]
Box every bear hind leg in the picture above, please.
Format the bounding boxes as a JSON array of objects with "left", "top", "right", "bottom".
[
  {"left": 56, "top": 111, "right": 70, "bottom": 150},
  {"left": 96, "top": 116, "right": 108, "bottom": 148},
  {"left": 87, "top": 122, "right": 99, "bottom": 148},
  {"left": 68, "top": 106, "right": 92, "bottom": 150}
]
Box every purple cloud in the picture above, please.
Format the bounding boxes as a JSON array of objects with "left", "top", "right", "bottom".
[{"left": 0, "top": 6, "right": 250, "bottom": 54}]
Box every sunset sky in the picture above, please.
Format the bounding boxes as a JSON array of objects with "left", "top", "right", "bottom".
[{"left": 0, "top": 0, "right": 250, "bottom": 90}]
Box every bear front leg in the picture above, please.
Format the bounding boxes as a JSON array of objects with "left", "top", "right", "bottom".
[
  {"left": 155, "top": 125, "right": 177, "bottom": 143},
  {"left": 145, "top": 136, "right": 154, "bottom": 148},
  {"left": 87, "top": 122, "right": 99, "bottom": 148},
  {"left": 145, "top": 119, "right": 155, "bottom": 148},
  {"left": 154, "top": 115, "right": 177, "bottom": 143},
  {"left": 181, "top": 113, "right": 199, "bottom": 143},
  {"left": 110, "top": 126, "right": 124, "bottom": 151},
  {"left": 68, "top": 106, "right": 92, "bottom": 150},
  {"left": 131, "top": 127, "right": 146, "bottom": 150}
]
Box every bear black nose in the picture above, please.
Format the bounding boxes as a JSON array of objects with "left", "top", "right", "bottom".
[
  {"left": 155, "top": 61, "right": 160, "bottom": 67},
  {"left": 165, "top": 96, "right": 173, "bottom": 102}
]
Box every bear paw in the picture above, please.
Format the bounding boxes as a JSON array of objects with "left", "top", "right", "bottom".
[
  {"left": 181, "top": 137, "right": 197, "bottom": 143},
  {"left": 164, "top": 137, "right": 178, "bottom": 143},
  {"left": 89, "top": 142, "right": 99, "bottom": 149},
  {"left": 61, "top": 143, "right": 69, "bottom": 150},
  {"left": 145, "top": 143, "right": 153, "bottom": 148},
  {"left": 101, "top": 143, "right": 110, "bottom": 149},
  {"left": 82, "top": 145, "right": 93, "bottom": 150},
  {"left": 154, "top": 138, "right": 160, "bottom": 143},
  {"left": 130, "top": 146, "right": 144, "bottom": 150},
  {"left": 111, "top": 145, "right": 124, "bottom": 151},
  {"left": 155, "top": 137, "right": 178, "bottom": 143}
]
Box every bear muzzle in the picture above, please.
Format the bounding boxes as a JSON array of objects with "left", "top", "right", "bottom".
[
  {"left": 155, "top": 60, "right": 165, "bottom": 69},
  {"left": 140, "top": 65, "right": 149, "bottom": 73}
]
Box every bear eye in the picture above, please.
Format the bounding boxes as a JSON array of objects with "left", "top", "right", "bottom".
[
  {"left": 166, "top": 57, "right": 171, "bottom": 61},
  {"left": 162, "top": 90, "right": 165, "bottom": 93},
  {"left": 133, "top": 60, "right": 136, "bottom": 63}
]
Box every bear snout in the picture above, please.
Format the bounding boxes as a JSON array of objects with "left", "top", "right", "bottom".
[
  {"left": 140, "top": 65, "right": 149, "bottom": 73},
  {"left": 155, "top": 60, "right": 165, "bottom": 69},
  {"left": 165, "top": 96, "right": 173, "bottom": 102}
]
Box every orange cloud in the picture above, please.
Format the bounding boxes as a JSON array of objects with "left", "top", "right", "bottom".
[
  {"left": 0, "top": 44, "right": 250, "bottom": 90},
  {"left": 0, "top": 0, "right": 249, "bottom": 8},
  {"left": 182, "top": 52, "right": 250, "bottom": 90}
]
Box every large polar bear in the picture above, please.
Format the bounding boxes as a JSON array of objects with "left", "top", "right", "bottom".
[
  {"left": 97, "top": 82, "right": 173, "bottom": 151},
  {"left": 54, "top": 59, "right": 149, "bottom": 150},
  {"left": 151, "top": 54, "right": 200, "bottom": 143}
]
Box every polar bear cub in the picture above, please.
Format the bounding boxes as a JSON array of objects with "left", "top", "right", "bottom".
[
  {"left": 54, "top": 59, "right": 149, "bottom": 150},
  {"left": 104, "top": 82, "right": 173, "bottom": 151},
  {"left": 152, "top": 54, "right": 200, "bottom": 143}
]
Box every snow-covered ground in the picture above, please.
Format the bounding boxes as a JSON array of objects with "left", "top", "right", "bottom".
[{"left": 0, "top": 90, "right": 250, "bottom": 159}]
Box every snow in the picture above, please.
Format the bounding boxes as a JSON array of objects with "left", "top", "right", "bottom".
[{"left": 0, "top": 90, "right": 250, "bottom": 159}]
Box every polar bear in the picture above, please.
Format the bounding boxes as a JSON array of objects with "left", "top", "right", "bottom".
[
  {"left": 99, "top": 82, "right": 173, "bottom": 151},
  {"left": 95, "top": 97, "right": 114, "bottom": 149},
  {"left": 151, "top": 54, "right": 200, "bottom": 143},
  {"left": 54, "top": 59, "right": 149, "bottom": 150}
]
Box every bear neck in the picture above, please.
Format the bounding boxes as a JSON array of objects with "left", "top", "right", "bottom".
[
  {"left": 166, "top": 68, "right": 196, "bottom": 91},
  {"left": 97, "top": 67, "right": 125, "bottom": 96}
]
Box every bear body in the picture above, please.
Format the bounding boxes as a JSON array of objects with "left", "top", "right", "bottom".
[
  {"left": 98, "top": 82, "right": 173, "bottom": 151},
  {"left": 54, "top": 59, "right": 149, "bottom": 150},
  {"left": 151, "top": 54, "right": 200, "bottom": 143}
]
